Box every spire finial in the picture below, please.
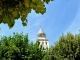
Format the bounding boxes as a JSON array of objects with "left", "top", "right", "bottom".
[{"left": 38, "top": 27, "right": 44, "bottom": 34}]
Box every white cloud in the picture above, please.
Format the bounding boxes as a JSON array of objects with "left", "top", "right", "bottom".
[
  {"left": 66, "top": 4, "right": 80, "bottom": 34},
  {"left": 33, "top": 18, "right": 45, "bottom": 27},
  {"left": 22, "top": 16, "right": 46, "bottom": 42}
]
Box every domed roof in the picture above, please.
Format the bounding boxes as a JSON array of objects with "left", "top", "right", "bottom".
[{"left": 38, "top": 28, "right": 44, "bottom": 34}]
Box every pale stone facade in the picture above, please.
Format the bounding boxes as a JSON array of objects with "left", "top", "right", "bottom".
[{"left": 37, "top": 28, "right": 49, "bottom": 51}]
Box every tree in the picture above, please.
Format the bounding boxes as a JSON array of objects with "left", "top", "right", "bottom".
[
  {"left": 0, "top": 32, "right": 45, "bottom": 60},
  {"left": 0, "top": 0, "right": 53, "bottom": 28},
  {"left": 50, "top": 32, "right": 80, "bottom": 60},
  {"left": 43, "top": 45, "right": 56, "bottom": 60}
]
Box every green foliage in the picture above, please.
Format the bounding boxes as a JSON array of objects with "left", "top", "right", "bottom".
[
  {"left": 0, "top": 32, "right": 45, "bottom": 60},
  {"left": 50, "top": 32, "right": 80, "bottom": 60},
  {"left": 1, "top": 30, "right": 80, "bottom": 60},
  {"left": 0, "top": 0, "right": 53, "bottom": 28}
]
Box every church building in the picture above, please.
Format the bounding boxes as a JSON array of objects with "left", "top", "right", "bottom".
[{"left": 37, "top": 28, "right": 49, "bottom": 51}]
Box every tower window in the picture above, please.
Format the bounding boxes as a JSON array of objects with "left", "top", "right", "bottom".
[
  {"left": 46, "top": 47, "right": 48, "bottom": 50},
  {"left": 38, "top": 42, "right": 40, "bottom": 45},
  {"left": 43, "top": 47, "right": 44, "bottom": 50},
  {"left": 46, "top": 42, "right": 47, "bottom": 45}
]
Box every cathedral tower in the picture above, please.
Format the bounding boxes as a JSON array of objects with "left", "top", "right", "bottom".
[{"left": 37, "top": 28, "right": 49, "bottom": 51}]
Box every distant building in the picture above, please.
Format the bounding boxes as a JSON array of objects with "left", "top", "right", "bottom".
[{"left": 37, "top": 28, "right": 49, "bottom": 51}]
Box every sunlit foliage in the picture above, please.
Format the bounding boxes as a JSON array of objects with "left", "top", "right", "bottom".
[
  {"left": 0, "top": 0, "right": 53, "bottom": 28},
  {"left": 50, "top": 32, "right": 80, "bottom": 60},
  {"left": 0, "top": 32, "right": 45, "bottom": 60}
]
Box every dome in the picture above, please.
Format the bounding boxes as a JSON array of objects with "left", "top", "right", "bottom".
[
  {"left": 38, "top": 28, "right": 44, "bottom": 34},
  {"left": 37, "top": 28, "right": 46, "bottom": 38}
]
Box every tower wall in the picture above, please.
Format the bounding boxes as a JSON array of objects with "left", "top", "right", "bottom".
[{"left": 37, "top": 28, "right": 49, "bottom": 51}]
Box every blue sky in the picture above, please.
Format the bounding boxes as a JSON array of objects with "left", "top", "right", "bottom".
[{"left": 0, "top": 0, "right": 80, "bottom": 46}]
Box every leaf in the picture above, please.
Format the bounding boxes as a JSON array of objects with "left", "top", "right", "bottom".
[
  {"left": 12, "top": 11, "right": 18, "bottom": 18},
  {"left": 3, "top": 16, "right": 9, "bottom": 23},
  {"left": 0, "top": 10, "right": 3, "bottom": 15},
  {"left": 22, "top": 22, "right": 27, "bottom": 26},
  {"left": 8, "top": 8, "right": 13, "bottom": 12},
  {"left": 21, "top": 15, "right": 27, "bottom": 21},
  {"left": 24, "top": 0, "right": 30, "bottom": 8},
  {"left": 0, "top": 0, "right": 53, "bottom": 28}
]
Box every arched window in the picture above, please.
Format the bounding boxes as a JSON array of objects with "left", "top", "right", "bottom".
[
  {"left": 42, "top": 42, "right": 44, "bottom": 45},
  {"left": 46, "top": 42, "right": 47, "bottom": 45},
  {"left": 46, "top": 47, "right": 48, "bottom": 50}
]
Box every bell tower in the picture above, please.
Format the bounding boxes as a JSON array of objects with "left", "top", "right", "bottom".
[{"left": 37, "top": 28, "right": 49, "bottom": 51}]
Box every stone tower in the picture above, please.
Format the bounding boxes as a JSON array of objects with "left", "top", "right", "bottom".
[{"left": 37, "top": 28, "right": 49, "bottom": 51}]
